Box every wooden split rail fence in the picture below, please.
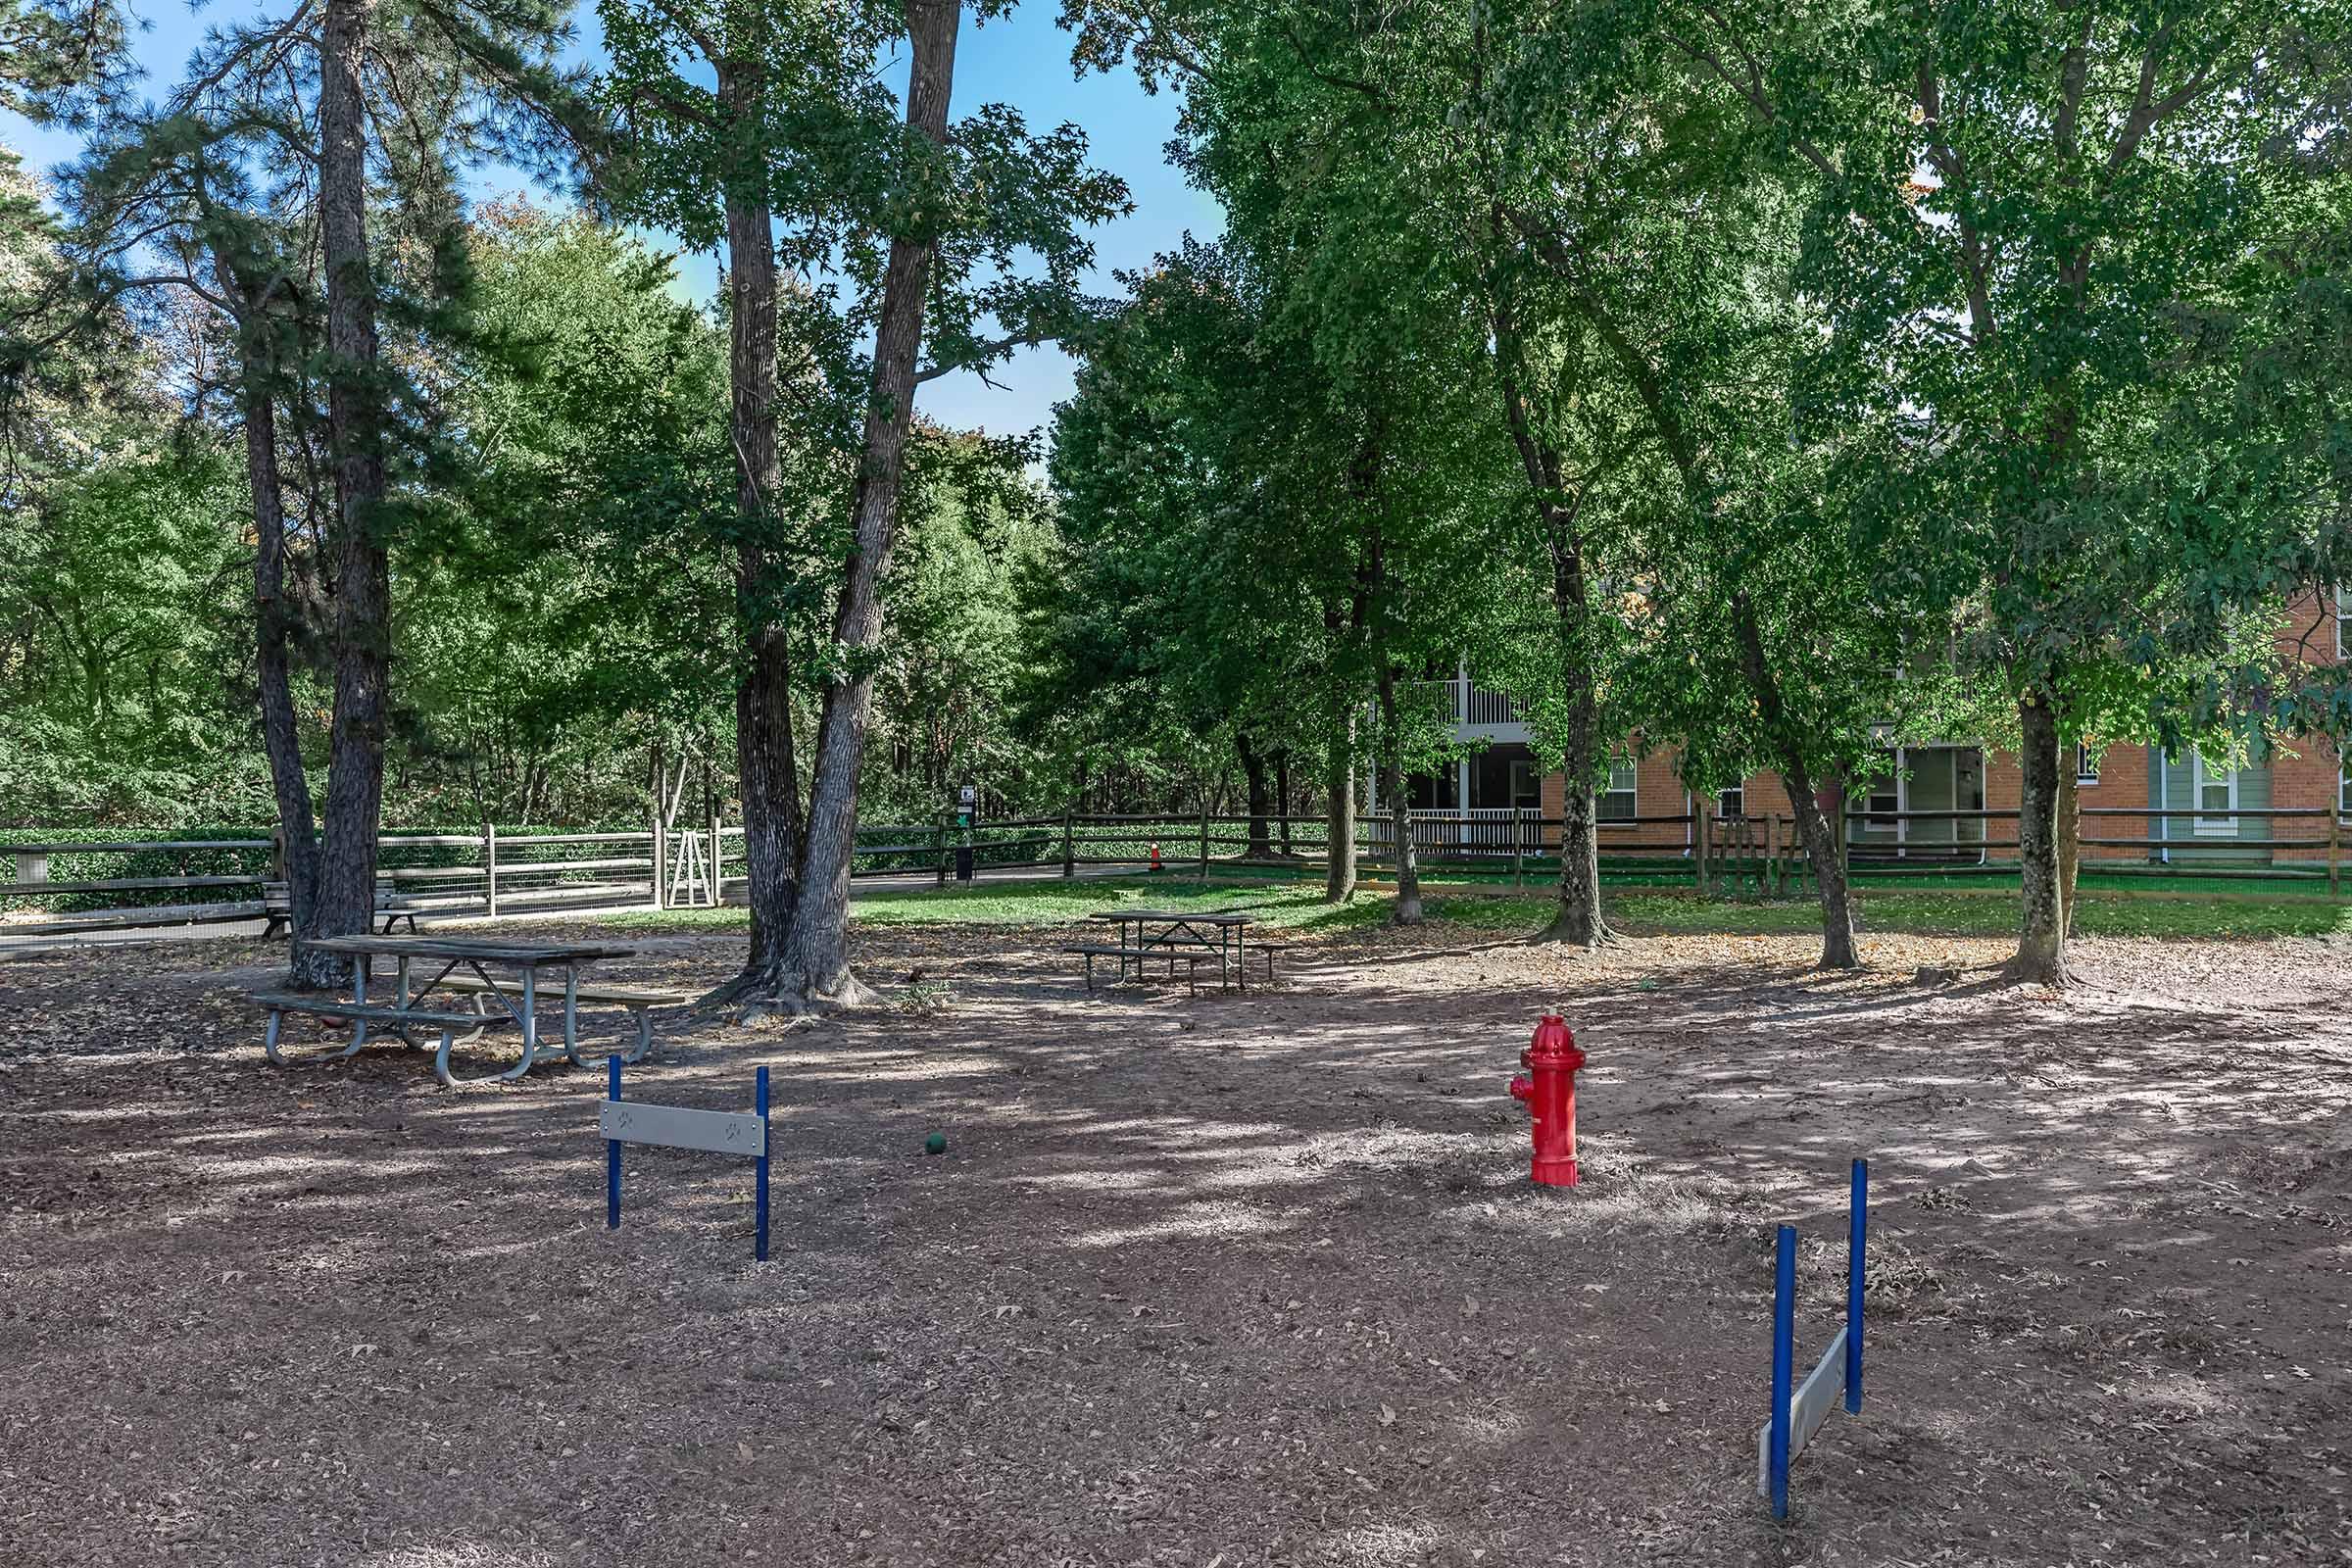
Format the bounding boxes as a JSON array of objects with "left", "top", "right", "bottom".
[{"left": 8, "top": 800, "right": 2342, "bottom": 938}]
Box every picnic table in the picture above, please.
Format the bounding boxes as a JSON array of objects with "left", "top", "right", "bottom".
[
  {"left": 1071, "top": 908, "right": 1256, "bottom": 992},
  {"left": 253, "top": 935, "right": 677, "bottom": 1088}
]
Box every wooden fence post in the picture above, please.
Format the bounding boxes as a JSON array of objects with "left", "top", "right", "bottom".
[
  {"left": 935, "top": 818, "right": 948, "bottom": 889},
  {"left": 1765, "top": 812, "right": 1780, "bottom": 896},
  {"left": 1511, "top": 807, "right": 1526, "bottom": 889},
  {"left": 2329, "top": 808, "right": 2341, "bottom": 899},
  {"left": 1062, "top": 809, "right": 1075, "bottom": 879},
  {"left": 486, "top": 822, "right": 502, "bottom": 918},
  {"left": 651, "top": 808, "right": 665, "bottom": 911},
  {"left": 1694, "top": 802, "right": 1711, "bottom": 897},
  {"left": 1199, "top": 806, "right": 1210, "bottom": 879}
]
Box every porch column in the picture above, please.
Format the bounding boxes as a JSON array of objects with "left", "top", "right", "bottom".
[{"left": 1457, "top": 758, "right": 1471, "bottom": 811}]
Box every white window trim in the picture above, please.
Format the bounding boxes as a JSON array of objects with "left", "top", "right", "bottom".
[
  {"left": 2075, "top": 743, "right": 2100, "bottom": 786},
  {"left": 2190, "top": 749, "right": 2237, "bottom": 837},
  {"left": 1718, "top": 783, "right": 1744, "bottom": 820},
  {"left": 1598, "top": 762, "right": 1638, "bottom": 826},
  {"left": 2337, "top": 587, "right": 2349, "bottom": 661}
]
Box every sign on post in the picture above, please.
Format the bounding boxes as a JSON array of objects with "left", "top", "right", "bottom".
[{"left": 602, "top": 1059, "right": 772, "bottom": 1261}]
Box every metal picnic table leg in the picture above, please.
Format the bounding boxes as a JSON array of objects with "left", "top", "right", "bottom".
[
  {"left": 508, "top": 966, "right": 542, "bottom": 1079},
  {"left": 350, "top": 955, "right": 369, "bottom": 1053},
  {"left": 561, "top": 964, "right": 590, "bottom": 1066}
]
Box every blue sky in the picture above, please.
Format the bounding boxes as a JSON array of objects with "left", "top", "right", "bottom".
[{"left": 0, "top": 0, "right": 1224, "bottom": 440}]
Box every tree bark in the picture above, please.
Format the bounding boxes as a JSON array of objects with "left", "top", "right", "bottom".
[
  {"left": 1275, "top": 747, "right": 1293, "bottom": 856},
  {"left": 1784, "top": 760, "right": 1859, "bottom": 969},
  {"left": 1538, "top": 548, "right": 1610, "bottom": 948},
  {"left": 1544, "top": 752, "right": 1609, "bottom": 946},
  {"left": 1324, "top": 717, "right": 1357, "bottom": 902},
  {"left": 224, "top": 260, "right": 333, "bottom": 987},
  {"left": 2008, "top": 693, "right": 2072, "bottom": 984},
  {"left": 315, "top": 0, "right": 390, "bottom": 948},
  {"left": 716, "top": 128, "right": 803, "bottom": 991},
  {"left": 1730, "top": 593, "right": 1859, "bottom": 967},
  {"left": 766, "top": 0, "right": 958, "bottom": 1008},
  {"left": 1237, "top": 730, "right": 1272, "bottom": 858},
  {"left": 1376, "top": 664, "right": 1423, "bottom": 925}
]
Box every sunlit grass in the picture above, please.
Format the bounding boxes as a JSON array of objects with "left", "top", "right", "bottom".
[{"left": 605, "top": 875, "right": 2352, "bottom": 942}]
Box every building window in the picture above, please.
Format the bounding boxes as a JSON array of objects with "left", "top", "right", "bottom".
[
  {"left": 2075, "top": 744, "right": 2100, "bottom": 785},
  {"left": 2191, "top": 749, "right": 2236, "bottom": 836},
  {"left": 1508, "top": 760, "right": 1541, "bottom": 809},
  {"left": 2340, "top": 749, "right": 2349, "bottom": 819},
  {"left": 1717, "top": 783, "right": 1744, "bottom": 819},
  {"left": 2337, "top": 588, "right": 2349, "bottom": 660},
  {"left": 1862, "top": 775, "right": 1899, "bottom": 830},
  {"left": 1598, "top": 762, "right": 1638, "bottom": 822}
]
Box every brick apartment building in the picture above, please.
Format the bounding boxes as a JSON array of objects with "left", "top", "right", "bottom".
[{"left": 1375, "top": 590, "right": 2350, "bottom": 864}]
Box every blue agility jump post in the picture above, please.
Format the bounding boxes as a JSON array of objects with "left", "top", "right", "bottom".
[
  {"left": 607, "top": 1055, "right": 623, "bottom": 1229},
  {"left": 1760, "top": 1156, "right": 1869, "bottom": 1519},
  {"left": 600, "top": 1062, "right": 772, "bottom": 1262},
  {"left": 1768, "top": 1226, "right": 1795, "bottom": 1520},
  {"left": 1846, "top": 1156, "right": 1866, "bottom": 1414},
  {"left": 755, "top": 1065, "right": 770, "bottom": 1263}
]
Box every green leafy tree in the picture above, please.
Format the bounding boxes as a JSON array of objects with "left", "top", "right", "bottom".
[
  {"left": 606, "top": 0, "right": 1127, "bottom": 1009},
  {"left": 1651, "top": 0, "right": 2352, "bottom": 982}
]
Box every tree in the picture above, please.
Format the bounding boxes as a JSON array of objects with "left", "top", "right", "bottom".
[
  {"left": 1652, "top": 0, "right": 2352, "bottom": 982},
  {"left": 65, "top": 0, "right": 605, "bottom": 976},
  {"left": 608, "top": 0, "right": 1126, "bottom": 1010}
]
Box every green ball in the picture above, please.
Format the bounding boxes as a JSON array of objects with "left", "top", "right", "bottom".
[{"left": 924, "top": 1132, "right": 948, "bottom": 1156}]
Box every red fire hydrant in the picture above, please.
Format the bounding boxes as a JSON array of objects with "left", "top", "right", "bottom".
[{"left": 1509, "top": 1013, "right": 1586, "bottom": 1187}]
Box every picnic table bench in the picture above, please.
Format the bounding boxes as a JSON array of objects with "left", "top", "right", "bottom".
[
  {"left": 261, "top": 878, "right": 431, "bottom": 939},
  {"left": 1063, "top": 909, "right": 1289, "bottom": 993},
  {"left": 251, "top": 935, "right": 686, "bottom": 1087}
]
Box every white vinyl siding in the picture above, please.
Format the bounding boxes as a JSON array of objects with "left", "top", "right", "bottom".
[{"left": 1598, "top": 763, "right": 1638, "bottom": 822}]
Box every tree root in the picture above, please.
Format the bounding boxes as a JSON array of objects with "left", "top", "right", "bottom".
[
  {"left": 697, "top": 963, "right": 887, "bottom": 1022},
  {"left": 1530, "top": 912, "right": 1618, "bottom": 951}
]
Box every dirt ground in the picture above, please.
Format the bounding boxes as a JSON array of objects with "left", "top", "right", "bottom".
[{"left": 2, "top": 913, "right": 2349, "bottom": 1568}]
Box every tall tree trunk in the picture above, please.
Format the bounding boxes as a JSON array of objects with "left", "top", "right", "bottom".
[
  {"left": 1324, "top": 717, "right": 1356, "bottom": 902},
  {"left": 1545, "top": 742, "right": 1609, "bottom": 946},
  {"left": 2009, "top": 693, "right": 2071, "bottom": 984},
  {"left": 1784, "top": 760, "right": 1859, "bottom": 969},
  {"left": 716, "top": 134, "right": 803, "bottom": 993},
  {"left": 1377, "top": 664, "right": 1423, "bottom": 925},
  {"left": 316, "top": 0, "right": 390, "bottom": 945},
  {"left": 767, "top": 0, "right": 958, "bottom": 1008},
  {"left": 1237, "top": 731, "right": 1272, "bottom": 858},
  {"left": 1489, "top": 301, "right": 1609, "bottom": 949},
  {"left": 225, "top": 263, "right": 333, "bottom": 987},
  {"left": 1275, "top": 746, "right": 1293, "bottom": 856},
  {"left": 1730, "top": 593, "right": 1859, "bottom": 968},
  {"left": 1538, "top": 549, "right": 1610, "bottom": 949}
]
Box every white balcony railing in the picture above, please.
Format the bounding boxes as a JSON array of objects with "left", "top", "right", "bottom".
[{"left": 1410, "top": 677, "right": 1522, "bottom": 728}]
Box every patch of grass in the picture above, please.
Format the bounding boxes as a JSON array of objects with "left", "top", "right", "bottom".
[{"left": 604, "top": 874, "right": 2352, "bottom": 943}]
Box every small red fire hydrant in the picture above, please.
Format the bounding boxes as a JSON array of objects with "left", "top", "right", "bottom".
[{"left": 1509, "top": 1013, "right": 1586, "bottom": 1187}]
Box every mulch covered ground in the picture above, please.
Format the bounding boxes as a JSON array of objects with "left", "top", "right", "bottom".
[{"left": 2, "top": 914, "right": 2348, "bottom": 1567}]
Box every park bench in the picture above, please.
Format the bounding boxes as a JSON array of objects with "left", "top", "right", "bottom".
[
  {"left": 431, "top": 972, "right": 685, "bottom": 1056},
  {"left": 1061, "top": 943, "right": 1220, "bottom": 995},
  {"left": 261, "top": 878, "right": 425, "bottom": 939}
]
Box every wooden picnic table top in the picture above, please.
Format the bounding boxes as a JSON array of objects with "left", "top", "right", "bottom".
[
  {"left": 302, "top": 934, "right": 637, "bottom": 964},
  {"left": 1084, "top": 909, "right": 1252, "bottom": 926}
]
